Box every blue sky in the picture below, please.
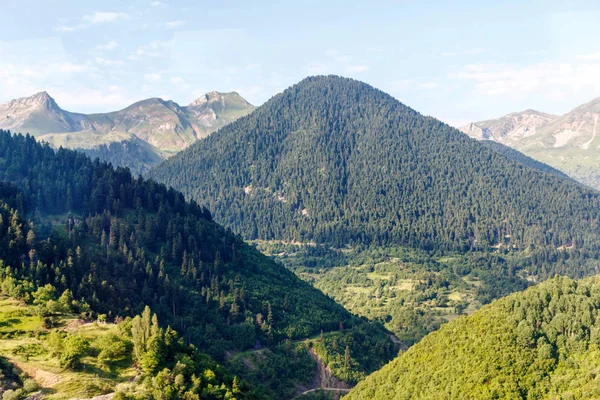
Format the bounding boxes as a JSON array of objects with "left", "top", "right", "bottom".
[{"left": 2, "top": 0, "right": 600, "bottom": 126}]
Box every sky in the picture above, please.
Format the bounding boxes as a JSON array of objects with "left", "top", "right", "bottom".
[{"left": 2, "top": 0, "right": 600, "bottom": 126}]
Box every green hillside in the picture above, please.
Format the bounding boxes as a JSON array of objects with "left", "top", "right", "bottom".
[
  {"left": 0, "top": 130, "right": 398, "bottom": 398},
  {"left": 346, "top": 276, "right": 600, "bottom": 400},
  {"left": 0, "top": 297, "right": 246, "bottom": 399}
]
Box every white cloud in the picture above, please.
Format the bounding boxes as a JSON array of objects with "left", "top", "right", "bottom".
[
  {"left": 55, "top": 11, "right": 129, "bottom": 32},
  {"left": 307, "top": 62, "right": 330, "bottom": 74},
  {"left": 95, "top": 41, "right": 118, "bottom": 51},
  {"left": 55, "top": 25, "right": 82, "bottom": 32},
  {"left": 150, "top": 1, "right": 163, "bottom": 6},
  {"left": 144, "top": 73, "right": 162, "bottom": 82},
  {"left": 441, "top": 48, "right": 484, "bottom": 57},
  {"left": 418, "top": 82, "right": 438, "bottom": 89},
  {"left": 94, "top": 57, "right": 126, "bottom": 67},
  {"left": 577, "top": 52, "right": 600, "bottom": 60},
  {"left": 50, "top": 87, "right": 135, "bottom": 110},
  {"left": 452, "top": 61, "right": 600, "bottom": 97},
  {"left": 130, "top": 40, "right": 170, "bottom": 60},
  {"left": 83, "top": 11, "right": 129, "bottom": 24},
  {"left": 346, "top": 65, "right": 369, "bottom": 73},
  {"left": 169, "top": 76, "right": 191, "bottom": 91},
  {"left": 165, "top": 20, "right": 185, "bottom": 29}
]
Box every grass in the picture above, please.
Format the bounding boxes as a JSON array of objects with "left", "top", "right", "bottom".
[
  {"left": 391, "top": 280, "right": 415, "bottom": 291},
  {"left": 366, "top": 272, "right": 392, "bottom": 280},
  {"left": 345, "top": 287, "right": 371, "bottom": 294},
  {"left": 0, "top": 296, "right": 136, "bottom": 399}
]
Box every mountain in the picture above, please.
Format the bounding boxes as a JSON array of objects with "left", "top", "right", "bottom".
[
  {"left": 0, "top": 91, "right": 80, "bottom": 135},
  {"left": 0, "top": 296, "right": 244, "bottom": 399},
  {"left": 150, "top": 75, "right": 600, "bottom": 260},
  {"left": 0, "top": 129, "right": 398, "bottom": 399},
  {"left": 479, "top": 140, "right": 571, "bottom": 180},
  {"left": 0, "top": 91, "right": 255, "bottom": 174},
  {"left": 460, "top": 109, "right": 557, "bottom": 144},
  {"left": 461, "top": 98, "right": 600, "bottom": 190},
  {"left": 345, "top": 275, "right": 600, "bottom": 399}
]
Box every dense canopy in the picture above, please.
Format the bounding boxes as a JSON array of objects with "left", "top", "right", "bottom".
[
  {"left": 346, "top": 276, "right": 600, "bottom": 399},
  {"left": 151, "top": 76, "right": 600, "bottom": 255}
]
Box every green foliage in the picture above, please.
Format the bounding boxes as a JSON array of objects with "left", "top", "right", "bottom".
[
  {"left": 346, "top": 276, "right": 600, "bottom": 399},
  {"left": 269, "top": 244, "right": 534, "bottom": 346},
  {"left": 22, "top": 378, "right": 39, "bottom": 393},
  {"left": 310, "top": 322, "right": 398, "bottom": 384},
  {"left": 151, "top": 75, "right": 600, "bottom": 264},
  {"left": 2, "top": 390, "right": 22, "bottom": 400},
  {"left": 59, "top": 334, "right": 90, "bottom": 369},
  {"left": 0, "top": 356, "right": 23, "bottom": 395},
  {"left": 0, "top": 129, "right": 397, "bottom": 395},
  {"left": 116, "top": 310, "right": 247, "bottom": 400},
  {"left": 96, "top": 333, "right": 130, "bottom": 364},
  {"left": 83, "top": 138, "right": 163, "bottom": 176},
  {"left": 0, "top": 130, "right": 358, "bottom": 352},
  {"left": 227, "top": 342, "right": 316, "bottom": 400}
]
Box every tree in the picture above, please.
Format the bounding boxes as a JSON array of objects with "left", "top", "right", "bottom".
[{"left": 59, "top": 334, "right": 89, "bottom": 369}]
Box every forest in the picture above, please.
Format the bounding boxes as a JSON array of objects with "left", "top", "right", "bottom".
[
  {"left": 346, "top": 275, "right": 600, "bottom": 399},
  {"left": 0, "top": 129, "right": 398, "bottom": 398},
  {"left": 150, "top": 76, "right": 600, "bottom": 265}
]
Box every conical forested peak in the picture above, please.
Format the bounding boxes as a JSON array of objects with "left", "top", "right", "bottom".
[
  {"left": 151, "top": 76, "right": 600, "bottom": 272},
  {"left": 264, "top": 74, "right": 412, "bottom": 114}
]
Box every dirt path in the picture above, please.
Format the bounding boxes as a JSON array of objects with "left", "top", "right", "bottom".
[
  {"left": 291, "top": 348, "right": 352, "bottom": 399},
  {"left": 291, "top": 387, "right": 351, "bottom": 399},
  {"left": 10, "top": 359, "right": 61, "bottom": 387}
]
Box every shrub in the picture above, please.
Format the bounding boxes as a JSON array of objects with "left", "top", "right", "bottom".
[{"left": 23, "top": 378, "right": 40, "bottom": 393}]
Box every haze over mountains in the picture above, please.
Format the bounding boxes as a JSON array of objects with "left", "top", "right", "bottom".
[
  {"left": 0, "top": 90, "right": 255, "bottom": 174},
  {"left": 461, "top": 97, "right": 600, "bottom": 190}
]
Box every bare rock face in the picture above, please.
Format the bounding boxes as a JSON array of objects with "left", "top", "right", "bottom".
[
  {"left": 460, "top": 98, "right": 600, "bottom": 190},
  {"left": 460, "top": 110, "right": 557, "bottom": 145}
]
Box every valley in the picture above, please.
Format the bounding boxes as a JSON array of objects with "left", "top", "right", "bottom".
[{"left": 2, "top": 72, "right": 600, "bottom": 400}]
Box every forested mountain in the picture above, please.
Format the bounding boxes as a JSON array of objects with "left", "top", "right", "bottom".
[
  {"left": 0, "top": 91, "right": 255, "bottom": 174},
  {"left": 0, "top": 129, "right": 398, "bottom": 398},
  {"left": 151, "top": 75, "right": 600, "bottom": 258},
  {"left": 479, "top": 140, "right": 570, "bottom": 180},
  {"left": 461, "top": 98, "right": 600, "bottom": 190},
  {"left": 346, "top": 276, "right": 600, "bottom": 399}
]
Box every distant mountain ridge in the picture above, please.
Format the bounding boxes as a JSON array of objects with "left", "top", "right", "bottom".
[
  {"left": 0, "top": 90, "right": 255, "bottom": 174},
  {"left": 460, "top": 109, "right": 557, "bottom": 144},
  {"left": 461, "top": 99, "right": 600, "bottom": 189}
]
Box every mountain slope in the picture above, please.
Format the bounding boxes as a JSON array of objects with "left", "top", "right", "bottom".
[
  {"left": 461, "top": 99, "right": 600, "bottom": 190},
  {"left": 151, "top": 75, "right": 600, "bottom": 255},
  {"left": 346, "top": 275, "right": 600, "bottom": 399},
  {"left": 0, "top": 91, "right": 255, "bottom": 174},
  {"left": 479, "top": 140, "right": 571, "bottom": 180},
  {"left": 460, "top": 109, "right": 557, "bottom": 144},
  {"left": 0, "top": 129, "right": 398, "bottom": 398},
  {"left": 0, "top": 91, "right": 84, "bottom": 135}
]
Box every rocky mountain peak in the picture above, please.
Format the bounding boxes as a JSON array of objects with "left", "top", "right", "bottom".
[
  {"left": 188, "top": 91, "right": 249, "bottom": 108},
  {"left": 4, "top": 91, "right": 58, "bottom": 110}
]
